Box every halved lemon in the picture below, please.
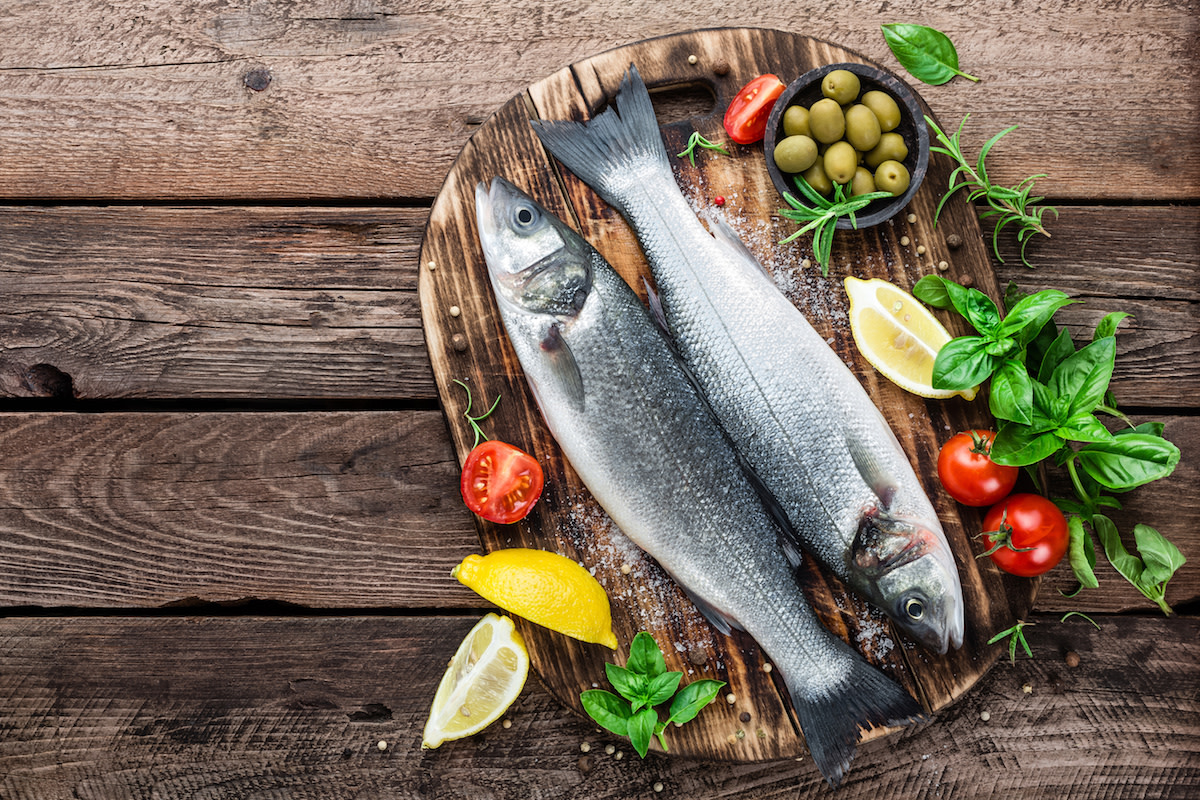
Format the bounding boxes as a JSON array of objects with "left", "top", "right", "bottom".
[
  {"left": 844, "top": 276, "right": 977, "bottom": 401},
  {"left": 422, "top": 613, "right": 529, "bottom": 749},
  {"left": 453, "top": 549, "right": 618, "bottom": 650}
]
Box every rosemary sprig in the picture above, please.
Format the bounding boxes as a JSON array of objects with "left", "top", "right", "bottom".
[
  {"left": 676, "top": 131, "right": 729, "bottom": 166},
  {"left": 925, "top": 114, "right": 1058, "bottom": 268},
  {"left": 453, "top": 378, "right": 501, "bottom": 449},
  {"left": 776, "top": 177, "right": 891, "bottom": 276}
]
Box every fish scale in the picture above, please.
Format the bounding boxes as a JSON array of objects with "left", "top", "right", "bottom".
[
  {"left": 475, "top": 176, "right": 924, "bottom": 787},
  {"left": 531, "top": 65, "right": 965, "bottom": 657}
]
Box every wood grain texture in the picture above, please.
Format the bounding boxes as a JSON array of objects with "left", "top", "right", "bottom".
[
  {"left": 1, "top": 614, "right": 1196, "bottom": 799},
  {"left": 0, "top": 3, "right": 1195, "bottom": 200},
  {"left": 0, "top": 412, "right": 1195, "bottom": 614},
  {"left": 0, "top": 207, "right": 432, "bottom": 400},
  {"left": 0, "top": 411, "right": 483, "bottom": 609},
  {"left": 1, "top": 206, "right": 1193, "bottom": 401}
]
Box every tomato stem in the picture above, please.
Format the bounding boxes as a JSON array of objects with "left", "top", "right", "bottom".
[
  {"left": 973, "top": 510, "right": 1036, "bottom": 558},
  {"left": 453, "top": 378, "right": 502, "bottom": 449}
]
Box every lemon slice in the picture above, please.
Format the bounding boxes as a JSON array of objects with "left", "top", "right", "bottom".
[
  {"left": 844, "top": 276, "right": 977, "bottom": 401},
  {"left": 422, "top": 613, "right": 529, "bottom": 749},
  {"left": 453, "top": 549, "right": 618, "bottom": 650}
]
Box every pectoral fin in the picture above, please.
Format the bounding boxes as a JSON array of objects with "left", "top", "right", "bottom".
[
  {"left": 845, "top": 434, "right": 898, "bottom": 510},
  {"left": 541, "top": 322, "right": 585, "bottom": 411}
]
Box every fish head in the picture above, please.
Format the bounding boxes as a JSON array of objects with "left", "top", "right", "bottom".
[
  {"left": 474, "top": 176, "right": 592, "bottom": 317},
  {"left": 851, "top": 508, "right": 965, "bottom": 654}
]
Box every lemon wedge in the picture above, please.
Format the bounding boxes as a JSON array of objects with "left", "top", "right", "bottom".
[
  {"left": 844, "top": 276, "right": 977, "bottom": 401},
  {"left": 453, "top": 549, "right": 619, "bottom": 650},
  {"left": 422, "top": 613, "right": 529, "bottom": 749}
]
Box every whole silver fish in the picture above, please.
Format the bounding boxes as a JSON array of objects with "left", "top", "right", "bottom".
[
  {"left": 476, "top": 176, "right": 923, "bottom": 787},
  {"left": 531, "top": 66, "right": 964, "bottom": 655}
]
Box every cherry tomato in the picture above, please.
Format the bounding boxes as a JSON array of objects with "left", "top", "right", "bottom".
[
  {"left": 461, "top": 440, "right": 545, "bottom": 524},
  {"left": 723, "top": 74, "right": 785, "bottom": 144},
  {"left": 980, "top": 494, "right": 1069, "bottom": 577},
  {"left": 937, "top": 429, "right": 1019, "bottom": 506}
]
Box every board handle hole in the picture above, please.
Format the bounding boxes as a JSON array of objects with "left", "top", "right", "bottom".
[{"left": 648, "top": 83, "right": 718, "bottom": 125}]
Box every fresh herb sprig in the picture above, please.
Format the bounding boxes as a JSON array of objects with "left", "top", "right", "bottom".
[
  {"left": 988, "top": 620, "right": 1034, "bottom": 665},
  {"left": 453, "top": 378, "right": 501, "bottom": 448},
  {"left": 777, "top": 177, "right": 892, "bottom": 276},
  {"left": 881, "top": 24, "right": 979, "bottom": 85},
  {"left": 914, "top": 275, "right": 1185, "bottom": 612},
  {"left": 925, "top": 114, "right": 1057, "bottom": 268},
  {"left": 676, "top": 131, "right": 730, "bottom": 166},
  {"left": 580, "top": 632, "right": 725, "bottom": 758}
]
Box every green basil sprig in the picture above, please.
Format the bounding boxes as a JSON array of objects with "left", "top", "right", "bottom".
[
  {"left": 881, "top": 24, "right": 979, "bottom": 85},
  {"left": 580, "top": 631, "right": 725, "bottom": 757},
  {"left": 915, "top": 275, "right": 1184, "bottom": 612}
]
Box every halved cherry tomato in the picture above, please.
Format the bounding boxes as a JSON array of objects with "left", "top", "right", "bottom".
[
  {"left": 980, "top": 494, "right": 1069, "bottom": 577},
  {"left": 461, "top": 440, "right": 545, "bottom": 524},
  {"left": 937, "top": 430, "right": 1019, "bottom": 506},
  {"left": 723, "top": 74, "right": 786, "bottom": 144}
]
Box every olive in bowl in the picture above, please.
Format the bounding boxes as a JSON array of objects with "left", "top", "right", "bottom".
[{"left": 763, "top": 62, "right": 929, "bottom": 230}]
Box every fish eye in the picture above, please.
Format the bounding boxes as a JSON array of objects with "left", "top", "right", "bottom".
[
  {"left": 904, "top": 597, "right": 925, "bottom": 620},
  {"left": 513, "top": 203, "right": 539, "bottom": 228}
]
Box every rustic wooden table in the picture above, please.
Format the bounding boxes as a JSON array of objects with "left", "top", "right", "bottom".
[{"left": 1, "top": 2, "right": 1197, "bottom": 798}]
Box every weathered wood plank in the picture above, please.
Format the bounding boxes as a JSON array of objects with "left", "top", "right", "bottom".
[
  {"left": 1, "top": 206, "right": 1195, "bottom": 402},
  {"left": 0, "top": 4, "right": 1195, "bottom": 200},
  {"left": 0, "top": 411, "right": 484, "bottom": 609},
  {"left": 0, "top": 207, "right": 433, "bottom": 400},
  {"left": 0, "top": 412, "right": 1194, "bottom": 614},
  {"left": 0, "top": 614, "right": 1196, "bottom": 799}
]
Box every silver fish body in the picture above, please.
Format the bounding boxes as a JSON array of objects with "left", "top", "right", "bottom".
[
  {"left": 476, "top": 176, "right": 923, "bottom": 787},
  {"left": 531, "top": 66, "right": 965, "bottom": 655}
]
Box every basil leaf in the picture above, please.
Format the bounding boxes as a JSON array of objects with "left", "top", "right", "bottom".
[
  {"left": 989, "top": 358, "right": 1033, "bottom": 424},
  {"left": 912, "top": 274, "right": 952, "bottom": 309},
  {"left": 942, "top": 279, "right": 976, "bottom": 322},
  {"left": 1077, "top": 433, "right": 1181, "bottom": 490},
  {"left": 1093, "top": 311, "right": 1131, "bottom": 341},
  {"left": 1094, "top": 514, "right": 1144, "bottom": 587},
  {"left": 605, "top": 663, "right": 648, "bottom": 708},
  {"left": 1002, "top": 280, "right": 1028, "bottom": 312},
  {"left": 999, "top": 289, "right": 1074, "bottom": 345},
  {"left": 963, "top": 288, "right": 1002, "bottom": 334},
  {"left": 881, "top": 23, "right": 979, "bottom": 85},
  {"left": 626, "top": 631, "right": 666, "bottom": 679},
  {"left": 1119, "top": 421, "right": 1165, "bottom": 438},
  {"left": 1133, "top": 524, "right": 1186, "bottom": 585},
  {"left": 932, "top": 337, "right": 997, "bottom": 390},
  {"left": 990, "top": 423, "right": 1064, "bottom": 467},
  {"left": 667, "top": 679, "right": 725, "bottom": 727},
  {"left": 581, "top": 689, "right": 632, "bottom": 736},
  {"left": 984, "top": 336, "right": 1017, "bottom": 358},
  {"left": 1037, "top": 328, "right": 1076, "bottom": 384},
  {"left": 1056, "top": 412, "right": 1115, "bottom": 444},
  {"left": 1067, "top": 516, "right": 1099, "bottom": 589},
  {"left": 627, "top": 707, "right": 659, "bottom": 758},
  {"left": 643, "top": 671, "right": 683, "bottom": 709},
  {"left": 1049, "top": 337, "right": 1116, "bottom": 417}
]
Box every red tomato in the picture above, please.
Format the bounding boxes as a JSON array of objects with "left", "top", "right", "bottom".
[
  {"left": 980, "top": 494, "right": 1069, "bottom": 577},
  {"left": 723, "top": 74, "right": 786, "bottom": 144},
  {"left": 937, "top": 430, "right": 1019, "bottom": 506},
  {"left": 461, "top": 440, "right": 545, "bottom": 524}
]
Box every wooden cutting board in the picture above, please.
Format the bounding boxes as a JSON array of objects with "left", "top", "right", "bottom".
[{"left": 418, "top": 28, "right": 1035, "bottom": 764}]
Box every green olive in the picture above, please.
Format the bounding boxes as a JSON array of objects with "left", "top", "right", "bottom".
[
  {"left": 875, "top": 160, "right": 911, "bottom": 196},
  {"left": 782, "top": 105, "right": 811, "bottom": 138},
  {"left": 800, "top": 159, "right": 833, "bottom": 195},
  {"left": 808, "top": 98, "right": 845, "bottom": 144},
  {"left": 861, "top": 90, "right": 901, "bottom": 132},
  {"left": 821, "top": 69, "right": 860, "bottom": 105},
  {"left": 823, "top": 141, "right": 858, "bottom": 185},
  {"left": 843, "top": 104, "right": 882, "bottom": 152},
  {"left": 865, "top": 132, "right": 909, "bottom": 168},
  {"left": 773, "top": 135, "right": 818, "bottom": 174},
  {"left": 851, "top": 166, "right": 876, "bottom": 196}
]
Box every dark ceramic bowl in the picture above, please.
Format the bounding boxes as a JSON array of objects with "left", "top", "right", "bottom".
[{"left": 763, "top": 62, "right": 929, "bottom": 229}]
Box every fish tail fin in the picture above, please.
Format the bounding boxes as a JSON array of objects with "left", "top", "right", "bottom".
[
  {"left": 530, "top": 64, "right": 671, "bottom": 209},
  {"left": 786, "top": 653, "right": 926, "bottom": 788}
]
